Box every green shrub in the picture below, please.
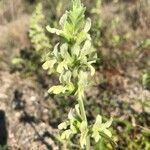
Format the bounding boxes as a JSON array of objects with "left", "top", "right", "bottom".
[
  {"left": 42, "top": 0, "right": 113, "bottom": 149},
  {"left": 29, "top": 3, "right": 51, "bottom": 62},
  {"left": 142, "top": 71, "right": 150, "bottom": 90},
  {"left": 11, "top": 3, "right": 52, "bottom": 74}
]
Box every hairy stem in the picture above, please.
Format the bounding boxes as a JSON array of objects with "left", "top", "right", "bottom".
[{"left": 77, "top": 94, "right": 90, "bottom": 150}]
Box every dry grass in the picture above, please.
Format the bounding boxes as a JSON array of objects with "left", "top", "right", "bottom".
[
  {"left": 0, "top": 15, "right": 30, "bottom": 50},
  {"left": 0, "top": 0, "right": 25, "bottom": 25}
]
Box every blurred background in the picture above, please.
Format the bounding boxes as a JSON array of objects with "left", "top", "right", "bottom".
[{"left": 0, "top": 0, "right": 150, "bottom": 149}]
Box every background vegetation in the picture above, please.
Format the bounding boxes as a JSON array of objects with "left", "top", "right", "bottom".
[{"left": 0, "top": 0, "right": 149, "bottom": 149}]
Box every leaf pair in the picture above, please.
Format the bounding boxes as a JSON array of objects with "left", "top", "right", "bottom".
[
  {"left": 92, "top": 115, "right": 113, "bottom": 143},
  {"left": 58, "top": 104, "right": 90, "bottom": 148},
  {"left": 48, "top": 83, "right": 75, "bottom": 95},
  {"left": 58, "top": 105, "right": 82, "bottom": 140}
]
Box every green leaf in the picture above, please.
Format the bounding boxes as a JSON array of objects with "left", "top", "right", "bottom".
[
  {"left": 88, "top": 64, "right": 95, "bottom": 76},
  {"left": 103, "top": 117, "right": 113, "bottom": 128},
  {"left": 72, "top": 44, "right": 80, "bottom": 57},
  {"left": 92, "top": 115, "right": 113, "bottom": 143},
  {"left": 59, "top": 70, "right": 72, "bottom": 84},
  {"left": 42, "top": 59, "right": 56, "bottom": 70},
  {"left": 59, "top": 13, "right": 68, "bottom": 27},
  {"left": 92, "top": 131, "right": 101, "bottom": 143},
  {"left": 57, "top": 63, "right": 64, "bottom": 73},
  {"left": 68, "top": 109, "right": 75, "bottom": 120},
  {"left": 80, "top": 132, "right": 87, "bottom": 149},
  {"left": 60, "top": 43, "right": 69, "bottom": 58},
  {"left": 70, "top": 123, "right": 78, "bottom": 134},
  {"left": 84, "top": 18, "right": 91, "bottom": 33},
  {"left": 48, "top": 85, "right": 66, "bottom": 94},
  {"left": 103, "top": 129, "right": 112, "bottom": 138},
  {"left": 57, "top": 61, "right": 68, "bottom": 73},
  {"left": 66, "top": 83, "right": 75, "bottom": 93},
  {"left": 92, "top": 115, "right": 102, "bottom": 133},
  {"left": 64, "top": 21, "right": 74, "bottom": 33},
  {"left": 81, "top": 40, "right": 92, "bottom": 56},
  {"left": 61, "top": 129, "right": 72, "bottom": 140},
  {"left": 42, "top": 61, "right": 50, "bottom": 70},
  {"left": 75, "top": 104, "right": 81, "bottom": 118},
  {"left": 80, "top": 121, "right": 87, "bottom": 132},
  {"left": 79, "top": 121, "right": 88, "bottom": 148},
  {"left": 53, "top": 43, "right": 59, "bottom": 58},
  {"left": 46, "top": 25, "right": 62, "bottom": 35},
  {"left": 76, "top": 31, "right": 87, "bottom": 44},
  {"left": 59, "top": 43, "right": 73, "bottom": 65},
  {"left": 78, "top": 71, "right": 88, "bottom": 85},
  {"left": 58, "top": 121, "right": 70, "bottom": 130},
  {"left": 95, "top": 115, "right": 102, "bottom": 125}
]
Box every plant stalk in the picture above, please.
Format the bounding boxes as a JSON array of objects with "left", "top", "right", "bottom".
[{"left": 77, "top": 94, "right": 90, "bottom": 150}]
